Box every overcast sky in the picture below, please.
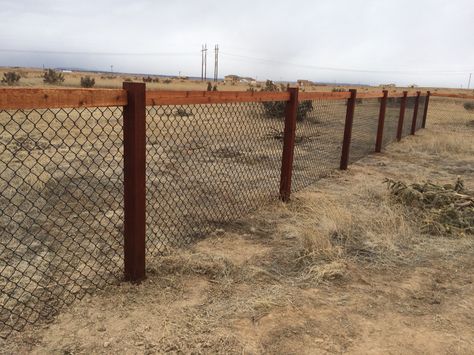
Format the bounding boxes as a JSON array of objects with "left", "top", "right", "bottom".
[{"left": 1, "top": 0, "right": 473, "bottom": 87}]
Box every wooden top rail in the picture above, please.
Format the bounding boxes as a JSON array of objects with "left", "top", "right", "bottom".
[
  {"left": 298, "top": 91, "right": 351, "bottom": 101},
  {"left": 0, "top": 88, "right": 127, "bottom": 110},
  {"left": 146, "top": 90, "right": 290, "bottom": 106},
  {"left": 431, "top": 93, "right": 474, "bottom": 100},
  {"left": 0, "top": 87, "right": 432, "bottom": 110}
]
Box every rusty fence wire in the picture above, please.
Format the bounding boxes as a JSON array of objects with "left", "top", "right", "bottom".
[{"left": 0, "top": 107, "right": 124, "bottom": 338}]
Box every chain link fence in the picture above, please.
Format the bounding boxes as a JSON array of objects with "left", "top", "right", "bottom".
[
  {"left": 428, "top": 96, "right": 474, "bottom": 129},
  {"left": 0, "top": 107, "right": 124, "bottom": 338},
  {"left": 145, "top": 102, "right": 285, "bottom": 255},
  {"left": 0, "top": 87, "right": 433, "bottom": 338},
  {"left": 292, "top": 99, "right": 347, "bottom": 192}
]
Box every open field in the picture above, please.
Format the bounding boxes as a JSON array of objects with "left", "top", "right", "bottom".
[
  {"left": 2, "top": 66, "right": 474, "bottom": 96},
  {"left": 1, "top": 92, "right": 473, "bottom": 353}
]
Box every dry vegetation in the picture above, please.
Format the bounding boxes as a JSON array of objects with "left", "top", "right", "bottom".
[{"left": 2, "top": 91, "right": 473, "bottom": 353}]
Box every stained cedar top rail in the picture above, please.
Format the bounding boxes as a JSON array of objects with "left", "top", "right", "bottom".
[
  {"left": 431, "top": 93, "right": 474, "bottom": 99},
  {"left": 0, "top": 88, "right": 127, "bottom": 110},
  {"left": 146, "top": 90, "right": 290, "bottom": 106}
]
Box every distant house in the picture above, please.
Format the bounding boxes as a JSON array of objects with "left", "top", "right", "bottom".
[
  {"left": 379, "top": 83, "right": 396, "bottom": 88},
  {"left": 297, "top": 80, "right": 314, "bottom": 87},
  {"left": 224, "top": 75, "right": 240, "bottom": 83},
  {"left": 224, "top": 75, "right": 256, "bottom": 84}
]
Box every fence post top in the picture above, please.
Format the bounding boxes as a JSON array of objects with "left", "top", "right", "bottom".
[
  {"left": 382, "top": 90, "right": 389, "bottom": 96},
  {"left": 402, "top": 91, "right": 408, "bottom": 96},
  {"left": 123, "top": 81, "right": 146, "bottom": 90},
  {"left": 416, "top": 91, "right": 421, "bottom": 96}
]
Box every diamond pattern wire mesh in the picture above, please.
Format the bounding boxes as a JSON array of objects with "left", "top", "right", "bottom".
[
  {"left": 415, "top": 96, "right": 426, "bottom": 131},
  {"left": 349, "top": 98, "right": 380, "bottom": 163},
  {"left": 427, "top": 96, "right": 474, "bottom": 129},
  {"left": 402, "top": 96, "right": 417, "bottom": 138},
  {"left": 292, "top": 99, "right": 347, "bottom": 192},
  {"left": 0, "top": 107, "right": 124, "bottom": 337},
  {"left": 145, "top": 102, "right": 285, "bottom": 255},
  {"left": 382, "top": 96, "right": 403, "bottom": 148}
]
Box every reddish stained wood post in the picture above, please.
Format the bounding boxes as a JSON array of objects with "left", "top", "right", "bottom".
[
  {"left": 279, "top": 87, "right": 299, "bottom": 202},
  {"left": 340, "top": 89, "right": 357, "bottom": 170},
  {"left": 396, "top": 91, "right": 408, "bottom": 141},
  {"left": 123, "top": 82, "right": 146, "bottom": 282},
  {"left": 410, "top": 91, "right": 421, "bottom": 135},
  {"left": 422, "top": 91, "right": 431, "bottom": 128},
  {"left": 375, "top": 90, "right": 389, "bottom": 153}
]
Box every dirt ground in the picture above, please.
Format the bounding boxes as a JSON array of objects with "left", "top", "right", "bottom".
[{"left": 2, "top": 98, "right": 473, "bottom": 354}]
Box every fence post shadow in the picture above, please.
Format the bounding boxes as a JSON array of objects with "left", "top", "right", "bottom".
[{"left": 123, "top": 82, "right": 146, "bottom": 282}]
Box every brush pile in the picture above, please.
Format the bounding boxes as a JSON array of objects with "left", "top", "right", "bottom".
[{"left": 384, "top": 177, "right": 474, "bottom": 236}]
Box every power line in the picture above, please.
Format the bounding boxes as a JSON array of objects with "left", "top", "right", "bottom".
[
  {"left": 220, "top": 51, "right": 474, "bottom": 75},
  {"left": 0, "top": 48, "right": 199, "bottom": 57}
]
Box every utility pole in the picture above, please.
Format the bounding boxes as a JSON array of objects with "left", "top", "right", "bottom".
[
  {"left": 201, "top": 44, "right": 208, "bottom": 81},
  {"left": 214, "top": 44, "right": 219, "bottom": 82},
  {"left": 468, "top": 73, "right": 472, "bottom": 89}
]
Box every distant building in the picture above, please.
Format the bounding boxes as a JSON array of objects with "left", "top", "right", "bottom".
[
  {"left": 297, "top": 80, "right": 314, "bottom": 87},
  {"left": 379, "top": 83, "right": 396, "bottom": 88},
  {"left": 224, "top": 75, "right": 256, "bottom": 84}
]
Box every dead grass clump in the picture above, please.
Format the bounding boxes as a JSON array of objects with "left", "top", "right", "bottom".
[
  {"left": 153, "top": 251, "right": 239, "bottom": 281},
  {"left": 266, "top": 187, "right": 414, "bottom": 285},
  {"left": 396, "top": 132, "right": 474, "bottom": 157},
  {"left": 385, "top": 177, "right": 474, "bottom": 236}
]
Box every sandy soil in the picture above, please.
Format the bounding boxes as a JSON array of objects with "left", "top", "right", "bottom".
[{"left": 2, "top": 98, "right": 473, "bottom": 354}]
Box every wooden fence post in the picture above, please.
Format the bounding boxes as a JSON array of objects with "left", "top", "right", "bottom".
[
  {"left": 396, "top": 91, "right": 408, "bottom": 141},
  {"left": 410, "top": 91, "right": 421, "bottom": 135},
  {"left": 279, "top": 87, "right": 299, "bottom": 202},
  {"left": 340, "top": 89, "right": 357, "bottom": 170},
  {"left": 375, "top": 90, "right": 388, "bottom": 153},
  {"left": 422, "top": 91, "right": 430, "bottom": 128},
  {"left": 123, "top": 82, "right": 146, "bottom": 282}
]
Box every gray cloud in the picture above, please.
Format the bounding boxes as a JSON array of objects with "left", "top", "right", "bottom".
[{"left": 0, "top": 0, "right": 473, "bottom": 87}]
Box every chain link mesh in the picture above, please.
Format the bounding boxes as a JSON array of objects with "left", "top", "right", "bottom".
[
  {"left": 292, "top": 99, "right": 347, "bottom": 192},
  {"left": 382, "top": 96, "right": 403, "bottom": 148},
  {"left": 416, "top": 96, "right": 426, "bottom": 131},
  {"left": 145, "top": 102, "right": 285, "bottom": 255},
  {"left": 349, "top": 98, "right": 380, "bottom": 163},
  {"left": 0, "top": 107, "right": 123, "bottom": 337},
  {"left": 401, "top": 96, "right": 417, "bottom": 138},
  {"left": 0, "top": 89, "right": 436, "bottom": 337},
  {"left": 428, "top": 96, "right": 474, "bottom": 129}
]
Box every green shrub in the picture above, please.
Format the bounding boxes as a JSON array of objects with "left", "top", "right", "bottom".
[
  {"left": 1, "top": 72, "right": 21, "bottom": 85},
  {"left": 80, "top": 76, "right": 95, "bottom": 88},
  {"left": 43, "top": 69, "right": 65, "bottom": 84},
  {"left": 207, "top": 82, "right": 213, "bottom": 91},
  {"left": 212, "top": 85, "right": 218, "bottom": 91}
]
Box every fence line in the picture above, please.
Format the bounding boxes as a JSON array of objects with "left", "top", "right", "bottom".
[{"left": 2, "top": 84, "right": 468, "bottom": 337}]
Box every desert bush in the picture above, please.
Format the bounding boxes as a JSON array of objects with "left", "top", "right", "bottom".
[
  {"left": 332, "top": 88, "right": 345, "bottom": 92},
  {"left": 212, "top": 85, "right": 218, "bottom": 91},
  {"left": 142, "top": 76, "right": 153, "bottom": 83},
  {"left": 43, "top": 69, "right": 65, "bottom": 84},
  {"left": 175, "top": 108, "right": 192, "bottom": 117},
  {"left": 207, "top": 82, "right": 213, "bottom": 91},
  {"left": 80, "top": 76, "right": 95, "bottom": 88},
  {"left": 261, "top": 80, "right": 313, "bottom": 121},
  {"left": 163, "top": 79, "right": 172, "bottom": 84},
  {"left": 1, "top": 71, "right": 21, "bottom": 85},
  {"left": 463, "top": 102, "right": 474, "bottom": 111}
]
